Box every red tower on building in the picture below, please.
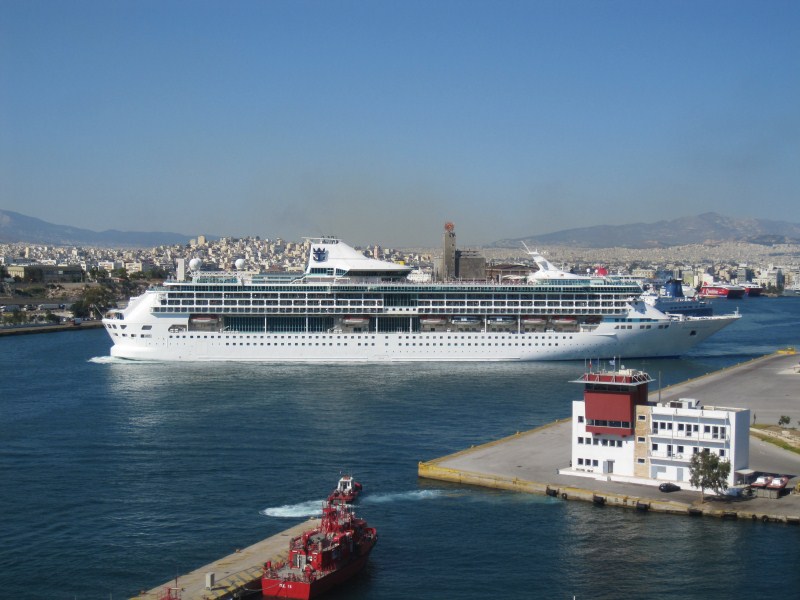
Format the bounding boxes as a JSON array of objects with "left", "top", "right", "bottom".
[{"left": 575, "top": 369, "right": 653, "bottom": 437}]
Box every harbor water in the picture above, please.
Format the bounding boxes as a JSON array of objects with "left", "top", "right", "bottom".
[{"left": 1, "top": 296, "right": 799, "bottom": 598}]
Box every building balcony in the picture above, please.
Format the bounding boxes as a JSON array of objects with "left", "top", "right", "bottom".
[{"left": 650, "top": 430, "right": 729, "bottom": 442}]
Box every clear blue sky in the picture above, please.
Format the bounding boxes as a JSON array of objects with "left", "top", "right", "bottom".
[{"left": 1, "top": 0, "right": 798, "bottom": 246}]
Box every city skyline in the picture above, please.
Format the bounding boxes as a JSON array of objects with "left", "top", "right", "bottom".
[{"left": 2, "top": 1, "right": 798, "bottom": 247}]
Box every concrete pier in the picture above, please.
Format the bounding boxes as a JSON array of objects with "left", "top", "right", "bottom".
[
  {"left": 419, "top": 351, "right": 800, "bottom": 523},
  {"left": 0, "top": 320, "right": 103, "bottom": 336},
  {"left": 132, "top": 519, "right": 319, "bottom": 600}
]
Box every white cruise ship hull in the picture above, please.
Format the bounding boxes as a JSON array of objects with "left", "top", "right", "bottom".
[{"left": 106, "top": 313, "right": 738, "bottom": 362}]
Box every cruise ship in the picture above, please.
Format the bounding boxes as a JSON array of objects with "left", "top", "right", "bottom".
[{"left": 102, "top": 237, "right": 741, "bottom": 362}]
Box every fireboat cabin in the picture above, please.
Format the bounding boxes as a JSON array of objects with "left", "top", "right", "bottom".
[{"left": 564, "top": 367, "right": 750, "bottom": 489}]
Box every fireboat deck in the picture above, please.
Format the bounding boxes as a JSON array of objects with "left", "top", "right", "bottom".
[{"left": 131, "top": 519, "right": 320, "bottom": 600}]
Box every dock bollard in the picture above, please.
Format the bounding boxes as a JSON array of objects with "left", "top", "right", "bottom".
[{"left": 205, "top": 572, "right": 215, "bottom": 589}]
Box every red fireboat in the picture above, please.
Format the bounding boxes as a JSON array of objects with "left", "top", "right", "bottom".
[
  {"left": 261, "top": 498, "right": 377, "bottom": 599},
  {"left": 327, "top": 475, "right": 362, "bottom": 504}
]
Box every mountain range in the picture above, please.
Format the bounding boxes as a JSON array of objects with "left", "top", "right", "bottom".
[
  {"left": 492, "top": 213, "right": 800, "bottom": 249},
  {"left": 2, "top": 209, "right": 799, "bottom": 249},
  {"left": 0, "top": 209, "right": 196, "bottom": 247}
]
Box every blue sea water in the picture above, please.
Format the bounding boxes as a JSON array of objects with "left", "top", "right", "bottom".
[{"left": 1, "top": 296, "right": 799, "bottom": 599}]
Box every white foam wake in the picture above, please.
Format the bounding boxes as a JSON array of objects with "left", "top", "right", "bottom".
[
  {"left": 359, "top": 489, "right": 445, "bottom": 504},
  {"left": 260, "top": 489, "right": 448, "bottom": 518},
  {"left": 88, "top": 356, "right": 161, "bottom": 364},
  {"left": 261, "top": 499, "right": 326, "bottom": 518}
]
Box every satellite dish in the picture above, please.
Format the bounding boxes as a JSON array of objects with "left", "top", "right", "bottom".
[
  {"left": 189, "top": 258, "right": 202, "bottom": 271},
  {"left": 235, "top": 258, "right": 245, "bottom": 270}
]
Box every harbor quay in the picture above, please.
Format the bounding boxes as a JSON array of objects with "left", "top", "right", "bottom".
[
  {"left": 0, "top": 320, "right": 103, "bottom": 336},
  {"left": 419, "top": 351, "right": 800, "bottom": 523},
  {"left": 132, "top": 519, "right": 320, "bottom": 600}
]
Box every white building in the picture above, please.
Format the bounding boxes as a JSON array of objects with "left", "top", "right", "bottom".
[{"left": 566, "top": 368, "right": 750, "bottom": 488}]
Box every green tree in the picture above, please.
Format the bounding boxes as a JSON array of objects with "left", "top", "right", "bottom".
[
  {"left": 778, "top": 415, "right": 791, "bottom": 427},
  {"left": 71, "top": 285, "right": 116, "bottom": 318},
  {"left": 689, "top": 450, "right": 731, "bottom": 502}
]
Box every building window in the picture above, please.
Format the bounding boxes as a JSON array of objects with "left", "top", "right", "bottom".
[
  {"left": 578, "top": 415, "right": 584, "bottom": 423},
  {"left": 578, "top": 458, "right": 584, "bottom": 465},
  {"left": 677, "top": 446, "right": 684, "bottom": 454},
  {"left": 578, "top": 437, "right": 584, "bottom": 444},
  {"left": 637, "top": 436, "right": 645, "bottom": 443},
  {"left": 652, "top": 443, "right": 659, "bottom": 451},
  {"left": 719, "top": 449, "right": 726, "bottom": 457},
  {"left": 592, "top": 460, "right": 599, "bottom": 467},
  {"left": 638, "top": 415, "right": 646, "bottom": 421},
  {"left": 637, "top": 458, "right": 646, "bottom": 464}
]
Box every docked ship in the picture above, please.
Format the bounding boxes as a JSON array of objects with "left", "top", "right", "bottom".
[
  {"left": 698, "top": 282, "right": 746, "bottom": 299},
  {"left": 641, "top": 279, "right": 713, "bottom": 317},
  {"left": 102, "top": 237, "right": 741, "bottom": 362},
  {"left": 261, "top": 498, "right": 377, "bottom": 599},
  {"left": 742, "top": 282, "right": 764, "bottom": 297},
  {"left": 783, "top": 283, "right": 800, "bottom": 297}
]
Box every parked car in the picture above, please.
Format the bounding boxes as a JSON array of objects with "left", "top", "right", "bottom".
[{"left": 659, "top": 482, "right": 681, "bottom": 493}]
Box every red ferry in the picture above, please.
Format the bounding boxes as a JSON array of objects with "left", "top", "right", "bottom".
[
  {"left": 699, "top": 283, "right": 745, "bottom": 299},
  {"left": 327, "top": 475, "right": 362, "bottom": 504},
  {"left": 261, "top": 499, "right": 377, "bottom": 599}
]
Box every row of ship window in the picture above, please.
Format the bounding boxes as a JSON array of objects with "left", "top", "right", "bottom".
[
  {"left": 150, "top": 303, "right": 619, "bottom": 317},
  {"left": 164, "top": 291, "right": 629, "bottom": 301},
  {"left": 162, "top": 335, "right": 564, "bottom": 347},
  {"left": 162, "top": 333, "right": 575, "bottom": 340},
  {"left": 162, "top": 300, "right": 625, "bottom": 309}
]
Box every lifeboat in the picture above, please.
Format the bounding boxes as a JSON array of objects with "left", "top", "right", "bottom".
[
  {"left": 487, "top": 316, "right": 515, "bottom": 323},
  {"left": 189, "top": 315, "right": 218, "bottom": 323},
  {"left": 341, "top": 317, "right": 369, "bottom": 326},
  {"left": 522, "top": 317, "right": 547, "bottom": 325},
  {"left": 551, "top": 317, "right": 577, "bottom": 325},
  {"left": 450, "top": 316, "right": 480, "bottom": 324},
  {"left": 751, "top": 475, "right": 772, "bottom": 488},
  {"left": 419, "top": 317, "right": 447, "bottom": 326},
  {"left": 767, "top": 475, "right": 789, "bottom": 490}
]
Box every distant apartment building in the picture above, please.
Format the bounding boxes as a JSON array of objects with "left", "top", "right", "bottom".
[
  {"left": 6, "top": 264, "right": 84, "bottom": 283},
  {"left": 567, "top": 368, "right": 749, "bottom": 488},
  {"left": 124, "top": 259, "right": 155, "bottom": 274},
  {"left": 98, "top": 260, "right": 123, "bottom": 272},
  {"left": 631, "top": 268, "right": 656, "bottom": 279},
  {"left": 755, "top": 266, "right": 784, "bottom": 289}
]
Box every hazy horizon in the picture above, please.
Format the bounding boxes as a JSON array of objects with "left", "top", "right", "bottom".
[{"left": 2, "top": 1, "right": 798, "bottom": 247}]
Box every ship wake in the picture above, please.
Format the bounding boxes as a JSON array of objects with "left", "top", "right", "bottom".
[{"left": 261, "top": 489, "right": 447, "bottom": 518}]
